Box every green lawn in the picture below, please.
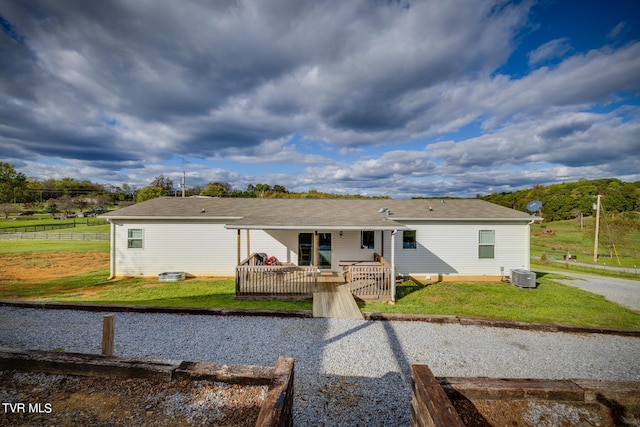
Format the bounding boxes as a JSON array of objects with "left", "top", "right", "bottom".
[
  {"left": 0, "top": 240, "right": 110, "bottom": 254},
  {"left": 0, "top": 269, "right": 112, "bottom": 299},
  {"left": 3, "top": 272, "right": 312, "bottom": 312},
  {"left": 33, "top": 223, "right": 111, "bottom": 234},
  {"left": 361, "top": 275, "right": 640, "bottom": 329},
  {"left": 0, "top": 216, "right": 109, "bottom": 234},
  {"left": 2, "top": 266, "right": 639, "bottom": 329}
]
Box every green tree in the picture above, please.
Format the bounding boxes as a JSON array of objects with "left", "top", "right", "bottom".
[
  {"left": 25, "top": 179, "right": 45, "bottom": 203},
  {"left": 135, "top": 186, "right": 165, "bottom": 203},
  {"left": 200, "top": 182, "right": 231, "bottom": 197},
  {"left": 0, "top": 162, "right": 27, "bottom": 203}
]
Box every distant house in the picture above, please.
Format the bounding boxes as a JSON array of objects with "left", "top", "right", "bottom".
[{"left": 102, "top": 197, "right": 538, "bottom": 300}]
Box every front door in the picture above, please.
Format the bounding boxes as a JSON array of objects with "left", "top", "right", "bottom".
[{"left": 318, "top": 233, "right": 332, "bottom": 269}]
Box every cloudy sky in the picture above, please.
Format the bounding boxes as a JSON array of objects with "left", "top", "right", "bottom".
[{"left": 1, "top": 0, "right": 639, "bottom": 198}]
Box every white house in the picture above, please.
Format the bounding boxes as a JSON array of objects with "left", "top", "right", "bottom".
[{"left": 102, "top": 197, "right": 538, "bottom": 300}]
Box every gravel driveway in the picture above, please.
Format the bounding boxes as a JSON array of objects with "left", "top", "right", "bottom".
[
  {"left": 538, "top": 270, "right": 640, "bottom": 311},
  {"left": 1, "top": 307, "right": 639, "bottom": 426}
]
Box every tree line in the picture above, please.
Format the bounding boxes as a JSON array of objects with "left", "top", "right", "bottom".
[
  {"left": 478, "top": 178, "right": 640, "bottom": 221},
  {"left": 0, "top": 162, "right": 387, "bottom": 217},
  {"left": 134, "top": 175, "right": 388, "bottom": 202},
  {"left": 2, "top": 161, "right": 638, "bottom": 221}
]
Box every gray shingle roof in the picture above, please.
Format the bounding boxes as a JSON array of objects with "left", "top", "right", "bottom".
[{"left": 102, "top": 197, "right": 536, "bottom": 229}]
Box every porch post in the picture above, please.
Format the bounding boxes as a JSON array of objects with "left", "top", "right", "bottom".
[
  {"left": 237, "top": 229, "right": 241, "bottom": 266},
  {"left": 381, "top": 230, "right": 384, "bottom": 258},
  {"left": 314, "top": 231, "right": 319, "bottom": 270},
  {"left": 246, "top": 229, "right": 251, "bottom": 259},
  {"left": 391, "top": 230, "right": 396, "bottom": 302}
]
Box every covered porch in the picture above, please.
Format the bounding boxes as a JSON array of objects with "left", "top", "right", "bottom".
[
  {"left": 231, "top": 224, "right": 402, "bottom": 302},
  {"left": 235, "top": 251, "right": 394, "bottom": 301},
  {"left": 227, "top": 205, "right": 405, "bottom": 302}
]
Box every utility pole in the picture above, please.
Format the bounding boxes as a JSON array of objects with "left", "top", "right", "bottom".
[
  {"left": 181, "top": 172, "right": 186, "bottom": 198},
  {"left": 593, "top": 194, "right": 601, "bottom": 263}
]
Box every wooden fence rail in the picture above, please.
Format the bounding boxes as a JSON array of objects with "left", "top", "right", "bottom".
[
  {"left": 0, "top": 232, "right": 109, "bottom": 241},
  {"left": 236, "top": 265, "right": 318, "bottom": 298}
]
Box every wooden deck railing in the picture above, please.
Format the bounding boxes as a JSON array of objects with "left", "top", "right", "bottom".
[
  {"left": 236, "top": 252, "right": 392, "bottom": 300},
  {"left": 373, "top": 252, "right": 388, "bottom": 266},
  {"left": 346, "top": 264, "right": 392, "bottom": 298},
  {"left": 345, "top": 253, "right": 392, "bottom": 299},
  {"left": 236, "top": 254, "right": 317, "bottom": 297}
]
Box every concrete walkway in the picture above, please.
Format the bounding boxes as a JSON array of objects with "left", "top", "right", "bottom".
[{"left": 536, "top": 269, "right": 640, "bottom": 311}]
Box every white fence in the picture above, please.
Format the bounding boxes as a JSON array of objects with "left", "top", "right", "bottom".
[{"left": 0, "top": 232, "right": 109, "bottom": 241}]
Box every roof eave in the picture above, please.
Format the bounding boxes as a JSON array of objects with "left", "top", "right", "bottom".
[
  {"left": 103, "top": 216, "right": 243, "bottom": 221},
  {"left": 224, "top": 224, "right": 406, "bottom": 231},
  {"left": 393, "top": 216, "right": 541, "bottom": 221}
]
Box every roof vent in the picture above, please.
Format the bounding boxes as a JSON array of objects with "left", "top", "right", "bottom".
[
  {"left": 429, "top": 206, "right": 433, "bottom": 211},
  {"left": 201, "top": 209, "right": 206, "bottom": 213},
  {"left": 378, "top": 207, "right": 392, "bottom": 220}
]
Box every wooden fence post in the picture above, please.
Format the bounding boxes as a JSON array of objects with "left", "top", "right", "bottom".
[{"left": 102, "top": 315, "right": 115, "bottom": 356}]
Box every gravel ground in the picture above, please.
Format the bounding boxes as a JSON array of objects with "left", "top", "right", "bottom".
[
  {"left": 1, "top": 307, "right": 639, "bottom": 426},
  {"left": 537, "top": 270, "right": 640, "bottom": 311}
]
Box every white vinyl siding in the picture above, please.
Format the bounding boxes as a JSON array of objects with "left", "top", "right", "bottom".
[
  {"left": 114, "top": 221, "right": 237, "bottom": 276},
  {"left": 113, "top": 223, "right": 304, "bottom": 277},
  {"left": 110, "top": 219, "right": 530, "bottom": 279},
  {"left": 388, "top": 221, "right": 530, "bottom": 278}
]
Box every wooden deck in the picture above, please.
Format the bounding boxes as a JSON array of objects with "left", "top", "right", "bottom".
[{"left": 312, "top": 273, "right": 364, "bottom": 320}]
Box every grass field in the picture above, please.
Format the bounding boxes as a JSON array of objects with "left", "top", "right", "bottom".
[
  {"left": 531, "top": 218, "right": 640, "bottom": 268},
  {"left": 0, "top": 240, "right": 110, "bottom": 254},
  {"left": 0, "top": 216, "right": 109, "bottom": 234}
]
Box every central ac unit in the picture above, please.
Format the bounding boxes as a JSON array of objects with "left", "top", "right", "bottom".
[{"left": 510, "top": 269, "right": 536, "bottom": 288}]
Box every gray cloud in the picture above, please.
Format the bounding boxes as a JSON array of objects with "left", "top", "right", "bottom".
[{"left": 0, "top": 0, "right": 639, "bottom": 197}]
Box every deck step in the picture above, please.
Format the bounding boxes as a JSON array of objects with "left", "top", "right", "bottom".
[{"left": 312, "top": 289, "right": 364, "bottom": 320}]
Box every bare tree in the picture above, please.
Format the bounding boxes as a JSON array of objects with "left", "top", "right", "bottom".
[
  {"left": 0, "top": 203, "right": 17, "bottom": 219},
  {"left": 56, "top": 195, "right": 78, "bottom": 217}
]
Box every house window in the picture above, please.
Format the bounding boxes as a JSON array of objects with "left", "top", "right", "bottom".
[
  {"left": 403, "top": 230, "right": 416, "bottom": 249},
  {"left": 361, "top": 231, "right": 374, "bottom": 249},
  {"left": 479, "top": 230, "right": 495, "bottom": 258},
  {"left": 127, "top": 229, "right": 143, "bottom": 249}
]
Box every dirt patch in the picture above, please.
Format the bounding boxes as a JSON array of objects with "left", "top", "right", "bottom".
[
  {"left": 0, "top": 370, "right": 266, "bottom": 426},
  {"left": 0, "top": 252, "right": 109, "bottom": 282},
  {"left": 451, "top": 398, "right": 640, "bottom": 427}
]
